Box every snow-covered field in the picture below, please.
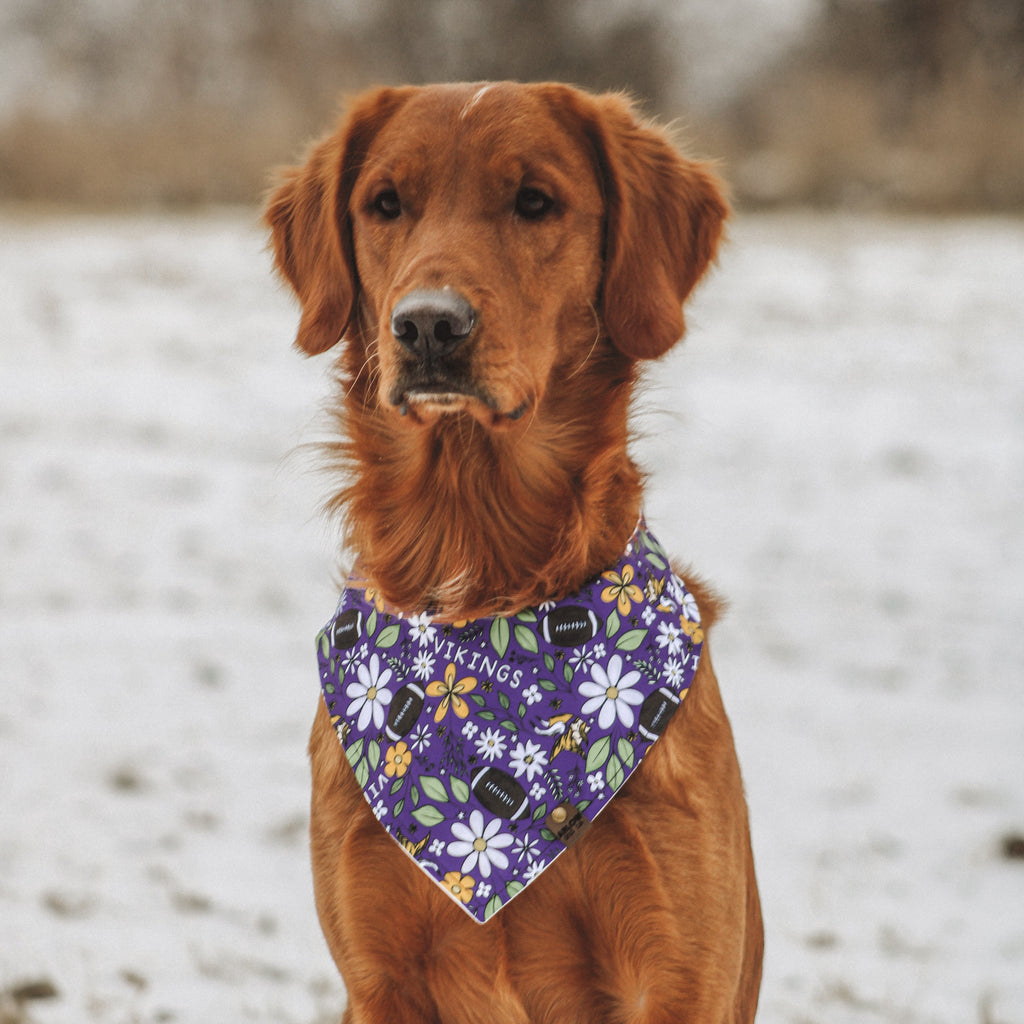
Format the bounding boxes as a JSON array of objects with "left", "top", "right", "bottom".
[{"left": 1, "top": 208, "right": 1021, "bottom": 1024}]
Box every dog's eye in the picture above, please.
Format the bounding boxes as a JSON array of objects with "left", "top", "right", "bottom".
[
  {"left": 515, "top": 187, "right": 554, "bottom": 220},
  {"left": 372, "top": 190, "right": 402, "bottom": 219}
]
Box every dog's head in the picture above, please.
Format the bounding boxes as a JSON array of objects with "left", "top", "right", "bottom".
[{"left": 265, "top": 82, "right": 727, "bottom": 432}]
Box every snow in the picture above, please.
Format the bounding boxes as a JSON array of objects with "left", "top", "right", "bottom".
[{"left": 1, "top": 208, "right": 1022, "bottom": 1023}]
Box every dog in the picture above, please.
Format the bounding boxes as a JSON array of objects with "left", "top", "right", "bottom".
[{"left": 265, "top": 81, "right": 762, "bottom": 1024}]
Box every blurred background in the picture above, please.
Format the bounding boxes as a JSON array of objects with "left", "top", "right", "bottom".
[{"left": 1, "top": 0, "right": 1022, "bottom": 210}]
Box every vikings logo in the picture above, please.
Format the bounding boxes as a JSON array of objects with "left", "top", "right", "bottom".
[
  {"left": 539, "top": 713, "right": 589, "bottom": 760},
  {"left": 397, "top": 830, "right": 429, "bottom": 857}
]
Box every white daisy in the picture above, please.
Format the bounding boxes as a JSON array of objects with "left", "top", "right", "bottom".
[
  {"left": 345, "top": 653, "right": 393, "bottom": 731},
  {"left": 656, "top": 620, "right": 683, "bottom": 655},
  {"left": 474, "top": 727, "right": 507, "bottom": 762},
  {"left": 680, "top": 590, "right": 699, "bottom": 622},
  {"left": 411, "top": 649, "right": 435, "bottom": 681},
  {"left": 578, "top": 654, "right": 644, "bottom": 729},
  {"left": 523, "top": 859, "right": 547, "bottom": 883},
  {"left": 508, "top": 739, "right": 548, "bottom": 782},
  {"left": 569, "top": 647, "right": 594, "bottom": 671},
  {"left": 407, "top": 612, "right": 437, "bottom": 647},
  {"left": 447, "top": 810, "right": 514, "bottom": 879},
  {"left": 409, "top": 722, "right": 432, "bottom": 753},
  {"left": 662, "top": 658, "right": 684, "bottom": 686},
  {"left": 513, "top": 834, "right": 540, "bottom": 862}
]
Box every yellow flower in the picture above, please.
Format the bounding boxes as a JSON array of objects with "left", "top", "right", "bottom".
[
  {"left": 384, "top": 741, "right": 413, "bottom": 778},
  {"left": 425, "top": 663, "right": 477, "bottom": 723},
  {"left": 680, "top": 618, "right": 705, "bottom": 645},
  {"left": 365, "top": 587, "right": 385, "bottom": 612},
  {"left": 442, "top": 870, "right": 475, "bottom": 904},
  {"left": 600, "top": 564, "right": 644, "bottom": 616}
]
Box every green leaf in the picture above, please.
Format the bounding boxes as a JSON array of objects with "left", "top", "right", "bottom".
[
  {"left": 411, "top": 805, "right": 446, "bottom": 828},
  {"left": 543, "top": 654, "right": 555, "bottom": 672},
  {"left": 514, "top": 624, "right": 539, "bottom": 654},
  {"left": 484, "top": 894, "right": 503, "bottom": 921},
  {"left": 563, "top": 663, "right": 574, "bottom": 684},
  {"left": 540, "top": 828, "right": 556, "bottom": 841},
  {"left": 344, "top": 738, "right": 365, "bottom": 769},
  {"left": 318, "top": 631, "right": 329, "bottom": 658},
  {"left": 606, "top": 754, "right": 625, "bottom": 791},
  {"left": 617, "top": 737, "right": 635, "bottom": 770},
  {"left": 646, "top": 552, "right": 667, "bottom": 571},
  {"left": 500, "top": 719, "right": 518, "bottom": 732},
  {"left": 532, "top": 802, "right": 548, "bottom": 823},
  {"left": 419, "top": 775, "right": 449, "bottom": 803},
  {"left": 324, "top": 682, "right": 335, "bottom": 695},
  {"left": 505, "top": 880, "right": 524, "bottom": 899},
  {"left": 390, "top": 776, "right": 404, "bottom": 794},
  {"left": 539, "top": 677, "right": 557, "bottom": 691},
  {"left": 410, "top": 785, "right": 420, "bottom": 807},
  {"left": 517, "top": 702, "right": 527, "bottom": 719},
  {"left": 605, "top": 609, "right": 620, "bottom": 639},
  {"left": 470, "top": 693, "right": 487, "bottom": 707},
  {"left": 450, "top": 777, "right": 470, "bottom": 803},
  {"left": 645, "top": 532, "right": 668, "bottom": 560},
  {"left": 615, "top": 629, "right": 647, "bottom": 652},
  {"left": 515, "top": 609, "right": 538, "bottom": 623},
  {"left": 586, "top": 735, "right": 611, "bottom": 773},
  {"left": 394, "top": 798, "right": 404, "bottom": 816},
  {"left": 477, "top": 710, "right": 497, "bottom": 721},
  {"left": 498, "top": 691, "right": 511, "bottom": 711},
  {"left": 376, "top": 624, "right": 401, "bottom": 649},
  {"left": 366, "top": 608, "right": 378, "bottom": 637},
  {"left": 490, "top": 617, "right": 510, "bottom": 658},
  {"left": 366, "top": 739, "right": 381, "bottom": 771},
  {"left": 355, "top": 759, "right": 369, "bottom": 788}
]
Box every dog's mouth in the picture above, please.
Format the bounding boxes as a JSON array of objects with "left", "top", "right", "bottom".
[{"left": 390, "top": 380, "right": 531, "bottom": 427}]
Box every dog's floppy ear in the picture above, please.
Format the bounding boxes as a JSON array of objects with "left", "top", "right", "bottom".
[
  {"left": 586, "top": 93, "right": 729, "bottom": 360},
  {"left": 264, "top": 88, "right": 410, "bottom": 355}
]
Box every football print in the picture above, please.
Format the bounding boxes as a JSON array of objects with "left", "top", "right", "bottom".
[
  {"left": 385, "top": 682, "right": 425, "bottom": 741},
  {"left": 541, "top": 605, "right": 601, "bottom": 647},
  {"left": 330, "top": 608, "right": 364, "bottom": 650},
  {"left": 638, "top": 686, "right": 682, "bottom": 741},
  {"left": 471, "top": 766, "right": 530, "bottom": 821}
]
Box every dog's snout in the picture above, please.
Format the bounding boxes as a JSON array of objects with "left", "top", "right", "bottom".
[{"left": 390, "top": 289, "right": 476, "bottom": 359}]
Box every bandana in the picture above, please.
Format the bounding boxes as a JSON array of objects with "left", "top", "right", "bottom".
[{"left": 316, "top": 521, "right": 704, "bottom": 924}]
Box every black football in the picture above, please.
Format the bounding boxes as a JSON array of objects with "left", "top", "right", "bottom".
[
  {"left": 385, "top": 682, "right": 425, "bottom": 741},
  {"left": 471, "top": 766, "right": 530, "bottom": 821},
  {"left": 638, "top": 686, "right": 681, "bottom": 741},
  {"left": 541, "top": 605, "right": 601, "bottom": 647},
  {"left": 330, "top": 608, "right": 364, "bottom": 650}
]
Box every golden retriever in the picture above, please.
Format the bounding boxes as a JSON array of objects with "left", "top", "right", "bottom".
[{"left": 266, "top": 81, "right": 762, "bottom": 1024}]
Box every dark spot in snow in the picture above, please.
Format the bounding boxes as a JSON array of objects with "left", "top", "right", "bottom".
[
  {"left": 805, "top": 930, "right": 838, "bottom": 950},
  {"left": 1000, "top": 833, "right": 1024, "bottom": 861},
  {"left": 6, "top": 978, "right": 59, "bottom": 1002}
]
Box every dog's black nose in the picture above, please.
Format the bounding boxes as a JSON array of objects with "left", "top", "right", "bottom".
[{"left": 390, "top": 289, "right": 476, "bottom": 359}]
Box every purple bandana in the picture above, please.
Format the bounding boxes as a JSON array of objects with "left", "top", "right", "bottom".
[{"left": 316, "top": 521, "right": 704, "bottom": 923}]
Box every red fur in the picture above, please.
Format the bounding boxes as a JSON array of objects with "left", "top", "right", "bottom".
[{"left": 266, "top": 81, "right": 762, "bottom": 1023}]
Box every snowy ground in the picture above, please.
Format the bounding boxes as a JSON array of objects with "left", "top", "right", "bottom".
[{"left": 1, "top": 208, "right": 1021, "bottom": 1024}]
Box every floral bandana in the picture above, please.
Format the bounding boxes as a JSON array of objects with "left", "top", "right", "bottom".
[{"left": 316, "top": 521, "right": 704, "bottom": 924}]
